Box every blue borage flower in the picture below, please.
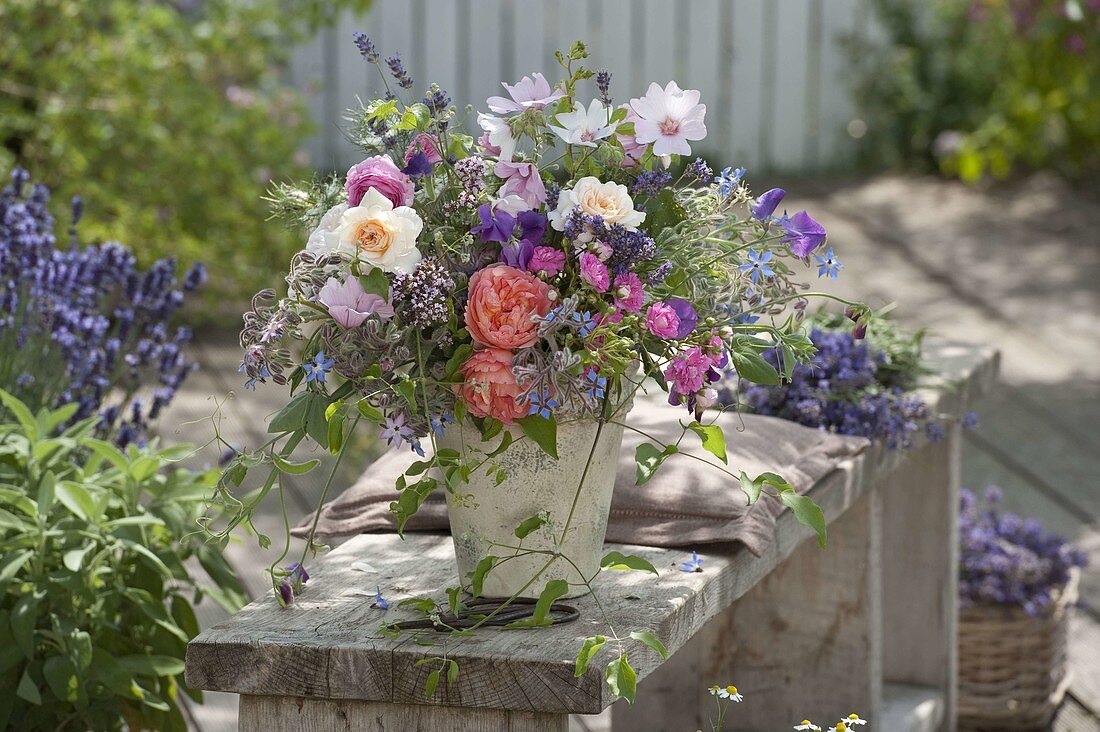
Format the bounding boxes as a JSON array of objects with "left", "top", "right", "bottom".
[
  {"left": 814, "top": 247, "right": 843, "bottom": 279},
  {"left": 681, "top": 550, "right": 704, "bottom": 572},
  {"left": 739, "top": 248, "right": 776, "bottom": 283},
  {"left": 371, "top": 585, "right": 389, "bottom": 610},
  {"left": 570, "top": 310, "right": 596, "bottom": 337},
  {"left": 584, "top": 369, "right": 607, "bottom": 401},
  {"left": 429, "top": 413, "right": 455, "bottom": 437},
  {"left": 380, "top": 413, "right": 425, "bottom": 457},
  {"left": 303, "top": 350, "right": 335, "bottom": 384},
  {"left": 527, "top": 390, "right": 558, "bottom": 420},
  {"left": 714, "top": 166, "right": 746, "bottom": 197}
]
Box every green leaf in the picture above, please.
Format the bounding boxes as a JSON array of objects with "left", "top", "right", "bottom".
[
  {"left": 739, "top": 471, "right": 762, "bottom": 505},
  {"left": 532, "top": 579, "right": 569, "bottom": 625},
  {"left": 731, "top": 350, "right": 780, "bottom": 385},
  {"left": 41, "top": 402, "right": 79, "bottom": 434},
  {"left": 0, "top": 508, "right": 30, "bottom": 533},
  {"left": 63, "top": 545, "right": 93, "bottom": 572},
  {"left": 779, "top": 491, "right": 828, "bottom": 548},
  {"left": 390, "top": 478, "right": 438, "bottom": 534},
  {"left": 687, "top": 422, "right": 727, "bottom": 464},
  {"left": 272, "top": 455, "right": 320, "bottom": 475},
  {"left": 267, "top": 391, "right": 314, "bottom": 434},
  {"left": 16, "top": 666, "right": 40, "bottom": 705},
  {"left": 424, "top": 668, "right": 440, "bottom": 698},
  {"left": 360, "top": 268, "right": 391, "bottom": 298},
  {"left": 469, "top": 556, "right": 498, "bottom": 597},
  {"left": 55, "top": 481, "right": 98, "bottom": 522},
  {"left": 514, "top": 512, "right": 549, "bottom": 539},
  {"left": 517, "top": 414, "right": 558, "bottom": 459},
  {"left": 0, "top": 550, "right": 33, "bottom": 583},
  {"left": 600, "top": 551, "right": 658, "bottom": 575},
  {"left": 605, "top": 654, "right": 637, "bottom": 703},
  {"left": 634, "top": 443, "right": 677, "bottom": 485},
  {"left": 43, "top": 656, "right": 79, "bottom": 702},
  {"left": 574, "top": 635, "right": 607, "bottom": 677},
  {"left": 83, "top": 438, "right": 129, "bottom": 472},
  {"left": 629, "top": 630, "right": 668, "bottom": 660},
  {"left": 11, "top": 592, "right": 40, "bottom": 658},
  {"left": 327, "top": 413, "right": 344, "bottom": 454},
  {"left": 446, "top": 659, "right": 459, "bottom": 684},
  {"left": 645, "top": 188, "right": 686, "bottom": 234},
  {"left": 35, "top": 471, "right": 55, "bottom": 515},
  {"left": 356, "top": 400, "right": 384, "bottom": 422},
  {"left": 445, "top": 344, "right": 473, "bottom": 380},
  {"left": 116, "top": 654, "right": 186, "bottom": 677},
  {"left": 0, "top": 389, "right": 38, "bottom": 439}
]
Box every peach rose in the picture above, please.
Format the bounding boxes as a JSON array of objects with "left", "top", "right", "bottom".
[
  {"left": 465, "top": 264, "right": 552, "bottom": 349},
  {"left": 455, "top": 347, "right": 528, "bottom": 424}
]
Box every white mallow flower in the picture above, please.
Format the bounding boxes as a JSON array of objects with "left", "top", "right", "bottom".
[
  {"left": 306, "top": 202, "right": 348, "bottom": 254},
  {"left": 492, "top": 194, "right": 529, "bottom": 217},
  {"left": 548, "top": 176, "right": 645, "bottom": 239},
  {"left": 335, "top": 187, "right": 423, "bottom": 274},
  {"left": 630, "top": 80, "right": 707, "bottom": 157},
  {"left": 477, "top": 112, "right": 516, "bottom": 161},
  {"left": 549, "top": 99, "right": 616, "bottom": 148}
]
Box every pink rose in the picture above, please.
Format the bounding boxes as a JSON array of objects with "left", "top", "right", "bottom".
[
  {"left": 345, "top": 155, "right": 415, "bottom": 208},
  {"left": 454, "top": 347, "right": 528, "bottom": 425},
  {"left": 494, "top": 161, "right": 547, "bottom": 209},
  {"left": 527, "top": 246, "right": 566, "bottom": 277},
  {"left": 612, "top": 272, "right": 644, "bottom": 313},
  {"left": 645, "top": 302, "right": 680, "bottom": 339},
  {"left": 404, "top": 133, "right": 444, "bottom": 165},
  {"left": 663, "top": 346, "right": 712, "bottom": 395},
  {"left": 465, "top": 264, "right": 552, "bottom": 349},
  {"left": 318, "top": 276, "right": 394, "bottom": 328},
  {"left": 579, "top": 252, "right": 610, "bottom": 292}
]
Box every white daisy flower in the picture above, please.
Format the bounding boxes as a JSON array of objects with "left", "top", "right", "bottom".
[
  {"left": 844, "top": 713, "right": 867, "bottom": 726},
  {"left": 716, "top": 685, "right": 743, "bottom": 702},
  {"left": 794, "top": 722, "right": 822, "bottom": 731}
]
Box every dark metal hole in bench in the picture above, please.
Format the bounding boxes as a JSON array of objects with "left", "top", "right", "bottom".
[{"left": 386, "top": 597, "right": 581, "bottom": 632}]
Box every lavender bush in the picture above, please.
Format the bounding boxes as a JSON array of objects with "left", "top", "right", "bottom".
[
  {"left": 726, "top": 318, "right": 953, "bottom": 449},
  {"left": 960, "top": 487, "right": 1087, "bottom": 617},
  {"left": 0, "top": 169, "right": 202, "bottom": 445}
]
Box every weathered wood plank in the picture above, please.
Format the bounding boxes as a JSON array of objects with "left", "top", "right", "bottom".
[{"left": 239, "top": 695, "right": 568, "bottom": 732}]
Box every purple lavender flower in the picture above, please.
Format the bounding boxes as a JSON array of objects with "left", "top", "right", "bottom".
[
  {"left": 352, "top": 32, "right": 380, "bottom": 63},
  {"left": 633, "top": 169, "right": 672, "bottom": 198},
  {"left": 596, "top": 69, "right": 612, "bottom": 106},
  {"left": 385, "top": 53, "right": 414, "bottom": 90},
  {"left": 685, "top": 157, "right": 713, "bottom": 183}
]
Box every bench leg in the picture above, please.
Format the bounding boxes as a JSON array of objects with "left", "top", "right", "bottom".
[
  {"left": 612, "top": 488, "right": 883, "bottom": 731},
  {"left": 239, "top": 695, "right": 569, "bottom": 731},
  {"left": 880, "top": 427, "right": 960, "bottom": 732}
]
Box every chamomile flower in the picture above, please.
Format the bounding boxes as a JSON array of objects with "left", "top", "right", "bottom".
[
  {"left": 844, "top": 714, "right": 867, "bottom": 726},
  {"left": 708, "top": 685, "right": 721, "bottom": 696},
  {"left": 716, "top": 685, "right": 743, "bottom": 702},
  {"left": 827, "top": 723, "right": 850, "bottom": 732},
  {"left": 794, "top": 722, "right": 822, "bottom": 732}
]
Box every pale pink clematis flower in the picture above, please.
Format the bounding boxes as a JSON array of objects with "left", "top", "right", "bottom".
[
  {"left": 318, "top": 275, "right": 394, "bottom": 329},
  {"left": 549, "top": 99, "right": 616, "bottom": 148},
  {"left": 487, "top": 73, "right": 565, "bottom": 114},
  {"left": 629, "top": 81, "right": 707, "bottom": 157},
  {"left": 494, "top": 161, "right": 547, "bottom": 209}
]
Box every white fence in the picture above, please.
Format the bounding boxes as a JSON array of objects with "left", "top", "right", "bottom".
[{"left": 290, "top": 0, "right": 870, "bottom": 174}]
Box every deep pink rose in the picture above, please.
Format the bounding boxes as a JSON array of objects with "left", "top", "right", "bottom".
[
  {"left": 612, "top": 272, "right": 644, "bottom": 313},
  {"left": 645, "top": 302, "right": 680, "bottom": 339},
  {"left": 345, "top": 155, "right": 415, "bottom": 208},
  {"left": 527, "top": 246, "right": 566, "bottom": 277},
  {"left": 465, "top": 264, "right": 552, "bottom": 349},
  {"left": 579, "top": 252, "right": 610, "bottom": 292}
]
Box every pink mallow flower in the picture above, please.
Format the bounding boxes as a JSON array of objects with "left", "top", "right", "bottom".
[
  {"left": 495, "top": 161, "right": 547, "bottom": 209},
  {"left": 645, "top": 302, "right": 680, "bottom": 339},
  {"left": 663, "top": 346, "right": 713, "bottom": 396},
  {"left": 612, "top": 272, "right": 644, "bottom": 313},
  {"left": 528, "top": 246, "right": 566, "bottom": 277},
  {"left": 318, "top": 275, "right": 394, "bottom": 328},
  {"left": 487, "top": 73, "right": 565, "bottom": 114},
  {"left": 629, "top": 81, "right": 707, "bottom": 157},
  {"left": 579, "top": 252, "right": 610, "bottom": 292},
  {"left": 404, "top": 133, "right": 443, "bottom": 166}
]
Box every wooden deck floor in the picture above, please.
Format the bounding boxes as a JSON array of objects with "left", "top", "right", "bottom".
[{"left": 163, "top": 173, "right": 1100, "bottom": 731}]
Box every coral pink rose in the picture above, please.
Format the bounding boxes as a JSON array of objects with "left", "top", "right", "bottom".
[
  {"left": 345, "top": 155, "right": 415, "bottom": 208},
  {"left": 455, "top": 347, "right": 527, "bottom": 424},
  {"left": 465, "top": 264, "right": 552, "bottom": 349}
]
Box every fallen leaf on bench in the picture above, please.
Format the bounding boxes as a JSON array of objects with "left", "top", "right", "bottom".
[{"left": 351, "top": 561, "right": 378, "bottom": 573}]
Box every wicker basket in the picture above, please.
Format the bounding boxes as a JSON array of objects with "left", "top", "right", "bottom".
[{"left": 957, "top": 569, "right": 1079, "bottom": 730}]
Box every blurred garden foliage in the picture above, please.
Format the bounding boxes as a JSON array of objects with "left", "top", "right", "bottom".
[
  {"left": 0, "top": 0, "right": 370, "bottom": 316},
  {"left": 849, "top": 0, "right": 1099, "bottom": 181}
]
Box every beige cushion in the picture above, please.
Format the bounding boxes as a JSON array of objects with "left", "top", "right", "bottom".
[{"left": 293, "top": 396, "right": 869, "bottom": 556}]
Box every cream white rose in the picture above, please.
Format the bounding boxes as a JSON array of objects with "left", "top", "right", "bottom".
[
  {"left": 336, "top": 187, "right": 423, "bottom": 274},
  {"left": 548, "top": 176, "right": 646, "bottom": 238},
  {"left": 306, "top": 202, "right": 348, "bottom": 255}
]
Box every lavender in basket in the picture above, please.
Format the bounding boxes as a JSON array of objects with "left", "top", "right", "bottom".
[
  {"left": 960, "top": 487, "right": 1087, "bottom": 617},
  {"left": 0, "top": 169, "right": 203, "bottom": 445}
]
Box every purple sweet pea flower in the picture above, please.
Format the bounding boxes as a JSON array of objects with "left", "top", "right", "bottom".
[
  {"left": 781, "top": 210, "right": 827, "bottom": 257},
  {"left": 471, "top": 203, "right": 516, "bottom": 244},
  {"left": 500, "top": 240, "right": 534, "bottom": 269},
  {"left": 401, "top": 151, "right": 433, "bottom": 179},
  {"left": 751, "top": 187, "right": 786, "bottom": 221},
  {"left": 666, "top": 297, "right": 698, "bottom": 338},
  {"left": 517, "top": 210, "right": 546, "bottom": 246}
]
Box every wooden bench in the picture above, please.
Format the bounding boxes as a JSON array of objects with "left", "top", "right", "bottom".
[{"left": 185, "top": 341, "right": 997, "bottom": 731}]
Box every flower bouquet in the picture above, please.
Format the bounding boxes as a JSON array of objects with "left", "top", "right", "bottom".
[{"left": 215, "top": 37, "right": 870, "bottom": 661}]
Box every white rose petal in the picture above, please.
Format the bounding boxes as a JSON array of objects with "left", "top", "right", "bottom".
[{"left": 547, "top": 176, "right": 646, "bottom": 236}]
